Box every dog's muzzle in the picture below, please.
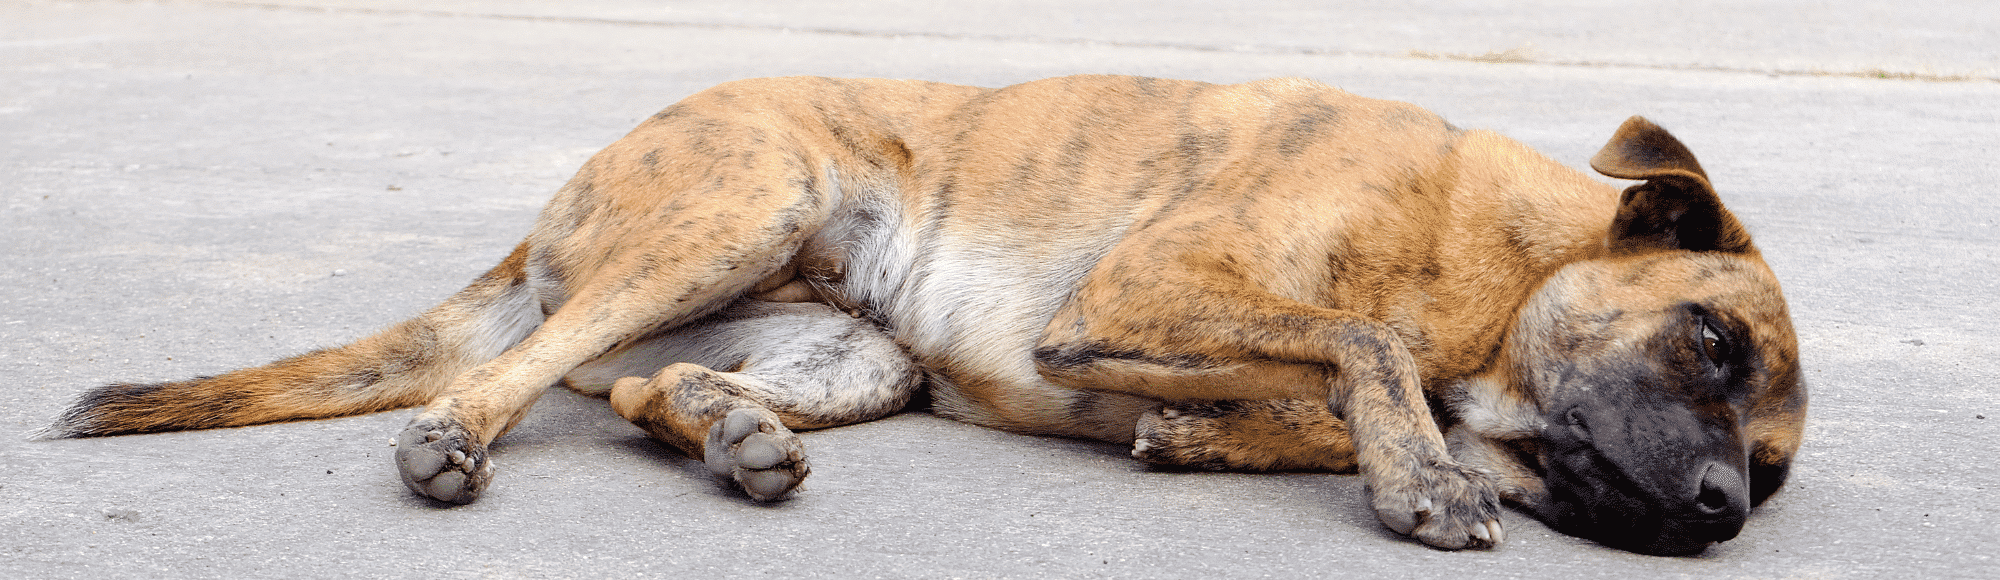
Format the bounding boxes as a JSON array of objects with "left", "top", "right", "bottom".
[{"left": 1536, "top": 400, "right": 1752, "bottom": 556}]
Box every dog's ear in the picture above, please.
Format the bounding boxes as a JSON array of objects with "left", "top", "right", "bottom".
[{"left": 1590, "top": 116, "right": 1755, "bottom": 255}]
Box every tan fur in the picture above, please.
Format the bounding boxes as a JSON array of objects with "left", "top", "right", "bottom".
[{"left": 52, "top": 76, "right": 1804, "bottom": 554}]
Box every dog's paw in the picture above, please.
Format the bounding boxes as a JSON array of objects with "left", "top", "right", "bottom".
[
  {"left": 1131, "top": 405, "right": 1231, "bottom": 470},
  {"left": 395, "top": 418, "right": 493, "bottom": 505},
  {"left": 1369, "top": 460, "right": 1505, "bottom": 550},
  {"left": 705, "top": 408, "right": 809, "bottom": 502}
]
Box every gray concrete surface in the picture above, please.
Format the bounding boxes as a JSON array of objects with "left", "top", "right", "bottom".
[{"left": 2, "top": 1, "right": 1995, "bottom": 578}]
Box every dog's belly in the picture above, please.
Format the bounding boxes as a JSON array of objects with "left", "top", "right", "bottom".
[{"left": 797, "top": 174, "right": 1128, "bottom": 407}]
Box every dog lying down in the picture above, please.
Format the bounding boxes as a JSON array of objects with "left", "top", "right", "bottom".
[{"left": 49, "top": 75, "right": 1805, "bottom": 555}]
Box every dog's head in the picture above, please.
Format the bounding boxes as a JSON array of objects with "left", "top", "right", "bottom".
[{"left": 1470, "top": 118, "right": 1806, "bottom": 555}]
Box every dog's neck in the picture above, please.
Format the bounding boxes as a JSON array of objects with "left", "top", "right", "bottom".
[
  {"left": 1445, "top": 369, "right": 1542, "bottom": 441},
  {"left": 1448, "top": 130, "right": 1626, "bottom": 268}
]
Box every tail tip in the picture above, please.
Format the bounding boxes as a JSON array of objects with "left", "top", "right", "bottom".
[{"left": 35, "top": 405, "right": 108, "bottom": 440}]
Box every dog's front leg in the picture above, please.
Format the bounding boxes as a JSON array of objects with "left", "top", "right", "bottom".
[{"left": 1034, "top": 275, "right": 1503, "bottom": 550}]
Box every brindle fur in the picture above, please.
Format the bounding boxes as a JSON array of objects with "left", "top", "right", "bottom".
[{"left": 48, "top": 76, "right": 1805, "bottom": 555}]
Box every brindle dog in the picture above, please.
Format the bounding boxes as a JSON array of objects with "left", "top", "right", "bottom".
[{"left": 49, "top": 76, "right": 1805, "bottom": 555}]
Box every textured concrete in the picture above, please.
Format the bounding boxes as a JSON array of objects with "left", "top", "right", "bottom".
[{"left": 2, "top": 1, "right": 1995, "bottom": 578}]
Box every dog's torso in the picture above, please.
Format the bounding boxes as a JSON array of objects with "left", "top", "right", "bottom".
[{"left": 557, "top": 76, "right": 1622, "bottom": 436}]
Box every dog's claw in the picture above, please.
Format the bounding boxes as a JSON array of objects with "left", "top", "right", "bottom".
[
  {"left": 1129, "top": 438, "right": 1154, "bottom": 459},
  {"left": 1470, "top": 518, "right": 1494, "bottom": 544}
]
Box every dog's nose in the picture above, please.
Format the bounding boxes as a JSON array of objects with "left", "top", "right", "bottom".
[{"left": 1693, "top": 461, "right": 1747, "bottom": 517}]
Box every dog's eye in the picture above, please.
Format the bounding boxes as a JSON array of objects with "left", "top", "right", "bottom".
[{"left": 1697, "top": 319, "right": 1729, "bottom": 364}]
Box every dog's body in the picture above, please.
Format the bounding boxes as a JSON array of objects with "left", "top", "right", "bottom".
[{"left": 50, "top": 76, "right": 1805, "bottom": 555}]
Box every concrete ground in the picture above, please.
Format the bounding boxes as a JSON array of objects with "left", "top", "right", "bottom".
[{"left": 3, "top": 1, "right": 1995, "bottom": 578}]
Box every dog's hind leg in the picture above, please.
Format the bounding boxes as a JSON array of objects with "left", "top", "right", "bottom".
[
  {"left": 394, "top": 139, "right": 840, "bottom": 504},
  {"left": 592, "top": 301, "right": 921, "bottom": 501}
]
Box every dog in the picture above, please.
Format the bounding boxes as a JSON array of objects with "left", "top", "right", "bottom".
[{"left": 47, "top": 75, "right": 1806, "bottom": 555}]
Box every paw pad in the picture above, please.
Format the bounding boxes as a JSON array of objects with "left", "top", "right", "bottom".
[
  {"left": 705, "top": 408, "right": 809, "bottom": 501},
  {"left": 394, "top": 420, "right": 493, "bottom": 505}
]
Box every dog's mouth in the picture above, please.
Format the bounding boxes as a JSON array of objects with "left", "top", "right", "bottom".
[
  {"left": 1537, "top": 446, "right": 1749, "bottom": 555},
  {"left": 1531, "top": 402, "right": 1752, "bottom": 556}
]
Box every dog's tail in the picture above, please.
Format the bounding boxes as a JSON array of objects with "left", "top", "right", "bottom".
[{"left": 42, "top": 244, "right": 544, "bottom": 438}]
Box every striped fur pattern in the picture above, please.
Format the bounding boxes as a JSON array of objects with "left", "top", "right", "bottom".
[{"left": 50, "top": 76, "right": 1804, "bottom": 555}]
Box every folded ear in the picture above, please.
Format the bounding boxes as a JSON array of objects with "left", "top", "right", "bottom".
[{"left": 1590, "top": 116, "right": 1756, "bottom": 255}]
